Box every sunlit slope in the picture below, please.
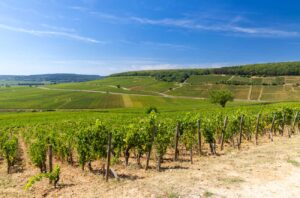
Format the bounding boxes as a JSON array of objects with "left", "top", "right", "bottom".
[
  {"left": 1, "top": 75, "right": 300, "bottom": 110},
  {"left": 167, "top": 75, "right": 300, "bottom": 101},
  {"left": 46, "top": 75, "right": 300, "bottom": 101},
  {"left": 0, "top": 86, "right": 215, "bottom": 110},
  {"left": 48, "top": 76, "right": 177, "bottom": 95}
]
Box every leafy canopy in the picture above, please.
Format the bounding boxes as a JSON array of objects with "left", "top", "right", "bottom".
[{"left": 209, "top": 90, "right": 234, "bottom": 108}]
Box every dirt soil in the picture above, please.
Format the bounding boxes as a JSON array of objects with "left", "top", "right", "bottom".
[{"left": 1, "top": 135, "right": 300, "bottom": 198}]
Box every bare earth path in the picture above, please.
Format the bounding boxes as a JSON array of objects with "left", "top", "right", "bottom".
[
  {"left": 258, "top": 86, "right": 264, "bottom": 101},
  {"left": 1, "top": 134, "right": 300, "bottom": 197},
  {"left": 247, "top": 85, "right": 253, "bottom": 101}
]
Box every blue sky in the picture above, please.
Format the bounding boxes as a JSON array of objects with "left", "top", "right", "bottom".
[{"left": 1, "top": 0, "right": 300, "bottom": 75}]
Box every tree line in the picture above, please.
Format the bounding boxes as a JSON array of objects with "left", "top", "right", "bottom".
[{"left": 111, "top": 61, "right": 300, "bottom": 82}]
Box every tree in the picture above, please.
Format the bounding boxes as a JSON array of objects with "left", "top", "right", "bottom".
[{"left": 209, "top": 90, "right": 234, "bottom": 108}]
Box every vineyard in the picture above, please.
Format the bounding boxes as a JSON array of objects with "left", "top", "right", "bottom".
[
  {"left": 0, "top": 102, "right": 300, "bottom": 197},
  {"left": 1, "top": 75, "right": 300, "bottom": 111}
]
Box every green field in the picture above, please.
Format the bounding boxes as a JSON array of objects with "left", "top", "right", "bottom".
[
  {"left": 49, "top": 76, "right": 176, "bottom": 95},
  {"left": 187, "top": 75, "right": 232, "bottom": 85},
  {"left": 0, "top": 75, "right": 299, "bottom": 111},
  {"left": 1, "top": 71, "right": 300, "bottom": 198}
]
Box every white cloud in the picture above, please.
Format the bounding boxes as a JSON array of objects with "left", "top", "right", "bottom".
[
  {"left": 0, "top": 24, "right": 102, "bottom": 44},
  {"left": 131, "top": 16, "right": 300, "bottom": 37},
  {"left": 231, "top": 26, "right": 299, "bottom": 37},
  {"left": 79, "top": 8, "right": 299, "bottom": 38}
]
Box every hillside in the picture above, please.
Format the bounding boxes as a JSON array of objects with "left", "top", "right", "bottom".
[
  {"left": 0, "top": 74, "right": 103, "bottom": 86},
  {"left": 0, "top": 74, "right": 300, "bottom": 110},
  {"left": 112, "top": 61, "right": 300, "bottom": 82},
  {"left": 0, "top": 62, "right": 299, "bottom": 110}
]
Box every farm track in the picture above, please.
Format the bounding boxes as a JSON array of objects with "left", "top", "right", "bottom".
[
  {"left": 258, "top": 86, "right": 264, "bottom": 101},
  {"left": 247, "top": 85, "right": 253, "bottom": 101}
]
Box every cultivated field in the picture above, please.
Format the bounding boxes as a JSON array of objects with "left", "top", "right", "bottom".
[
  {"left": 1, "top": 73, "right": 300, "bottom": 198},
  {"left": 0, "top": 75, "right": 300, "bottom": 110}
]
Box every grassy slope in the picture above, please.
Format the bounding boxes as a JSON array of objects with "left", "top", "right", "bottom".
[
  {"left": 0, "top": 86, "right": 218, "bottom": 110},
  {"left": 170, "top": 75, "right": 300, "bottom": 101},
  {"left": 49, "top": 76, "right": 176, "bottom": 95},
  {"left": 0, "top": 75, "right": 300, "bottom": 110}
]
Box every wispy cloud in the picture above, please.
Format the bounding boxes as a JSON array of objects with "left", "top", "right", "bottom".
[
  {"left": 75, "top": 6, "right": 299, "bottom": 38},
  {"left": 230, "top": 26, "right": 299, "bottom": 37},
  {"left": 40, "top": 24, "right": 76, "bottom": 33},
  {"left": 130, "top": 16, "right": 300, "bottom": 37},
  {"left": 0, "top": 24, "right": 102, "bottom": 44},
  {"left": 141, "top": 41, "right": 196, "bottom": 50},
  {"left": 118, "top": 40, "right": 196, "bottom": 50}
]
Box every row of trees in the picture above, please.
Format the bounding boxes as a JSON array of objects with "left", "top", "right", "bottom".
[{"left": 111, "top": 61, "right": 300, "bottom": 82}]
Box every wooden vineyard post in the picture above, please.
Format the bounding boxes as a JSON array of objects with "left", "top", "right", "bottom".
[
  {"left": 145, "top": 126, "right": 157, "bottom": 170},
  {"left": 281, "top": 112, "right": 285, "bottom": 136},
  {"left": 156, "top": 155, "right": 162, "bottom": 172},
  {"left": 292, "top": 111, "right": 299, "bottom": 134},
  {"left": 238, "top": 115, "right": 244, "bottom": 149},
  {"left": 270, "top": 114, "right": 276, "bottom": 142},
  {"left": 174, "top": 122, "right": 180, "bottom": 161},
  {"left": 48, "top": 143, "right": 53, "bottom": 184},
  {"left": 197, "top": 119, "right": 202, "bottom": 156},
  {"left": 220, "top": 116, "right": 228, "bottom": 151},
  {"left": 190, "top": 147, "right": 193, "bottom": 164},
  {"left": 48, "top": 144, "right": 53, "bottom": 173},
  {"left": 255, "top": 113, "right": 261, "bottom": 145},
  {"left": 105, "top": 132, "right": 112, "bottom": 182}
]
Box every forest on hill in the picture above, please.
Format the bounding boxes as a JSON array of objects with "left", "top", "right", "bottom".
[
  {"left": 111, "top": 62, "right": 300, "bottom": 82},
  {"left": 0, "top": 74, "right": 103, "bottom": 85}
]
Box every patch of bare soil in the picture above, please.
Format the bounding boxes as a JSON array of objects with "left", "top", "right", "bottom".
[{"left": 1, "top": 135, "right": 300, "bottom": 198}]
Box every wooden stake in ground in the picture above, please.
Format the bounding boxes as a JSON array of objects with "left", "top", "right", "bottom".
[
  {"left": 174, "top": 122, "right": 180, "bottom": 161},
  {"left": 270, "top": 114, "right": 276, "bottom": 142},
  {"left": 145, "top": 126, "right": 157, "bottom": 170},
  {"left": 105, "top": 132, "right": 112, "bottom": 182},
  {"left": 255, "top": 113, "right": 261, "bottom": 145},
  {"left": 281, "top": 112, "right": 285, "bottom": 136},
  {"left": 197, "top": 119, "right": 202, "bottom": 155},
  {"left": 292, "top": 111, "right": 299, "bottom": 134},
  {"left": 189, "top": 147, "right": 193, "bottom": 164},
  {"left": 238, "top": 115, "right": 244, "bottom": 149},
  {"left": 220, "top": 116, "right": 228, "bottom": 151},
  {"left": 48, "top": 143, "right": 53, "bottom": 184},
  {"left": 48, "top": 144, "right": 53, "bottom": 172}
]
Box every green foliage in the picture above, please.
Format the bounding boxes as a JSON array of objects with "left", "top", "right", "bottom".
[
  {"left": 29, "top": 139, "right": 47, "bottom": 172},
  {"left": 1, "top": 99, "right": 300, "bottom": 178},
  {"left": 209, "top": 90, "right": 234, "bottom": 107},
  {"left": 154, "top": 120, "right": 173, "bottom": 158},
  {"left": 112, "top": 69, "right": 210, "bottom": 82},
  {"left": 181, "top": 113, "right": 198, "bottom": 149},
  {"left": 0, "top": 133, "right": 19, "bottom": 173},
  {"left": 112, "top": 61, "right": 300, "bottom": 82},
  {"left": 75, "top": 120, "right": 108, "bottom": 170},
  {"left": 202, "top": 118, "right": 217, "bottom": 144},
  {"left": 146, "top": 106, "right": 158, "bottom": 114},
  {"left": 25, "top": 165, "right": 60, "bottom": 190}
]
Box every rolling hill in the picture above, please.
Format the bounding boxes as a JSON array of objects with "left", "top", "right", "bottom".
[
  {"left": 0, "top": 74, "right": 103, "bottom": 86},
  {"left": 0, "top": 62, "right": 300, "bottom": 110},
  {"left": 112, "top": 61, "right": 300, "bottom": 82}
]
